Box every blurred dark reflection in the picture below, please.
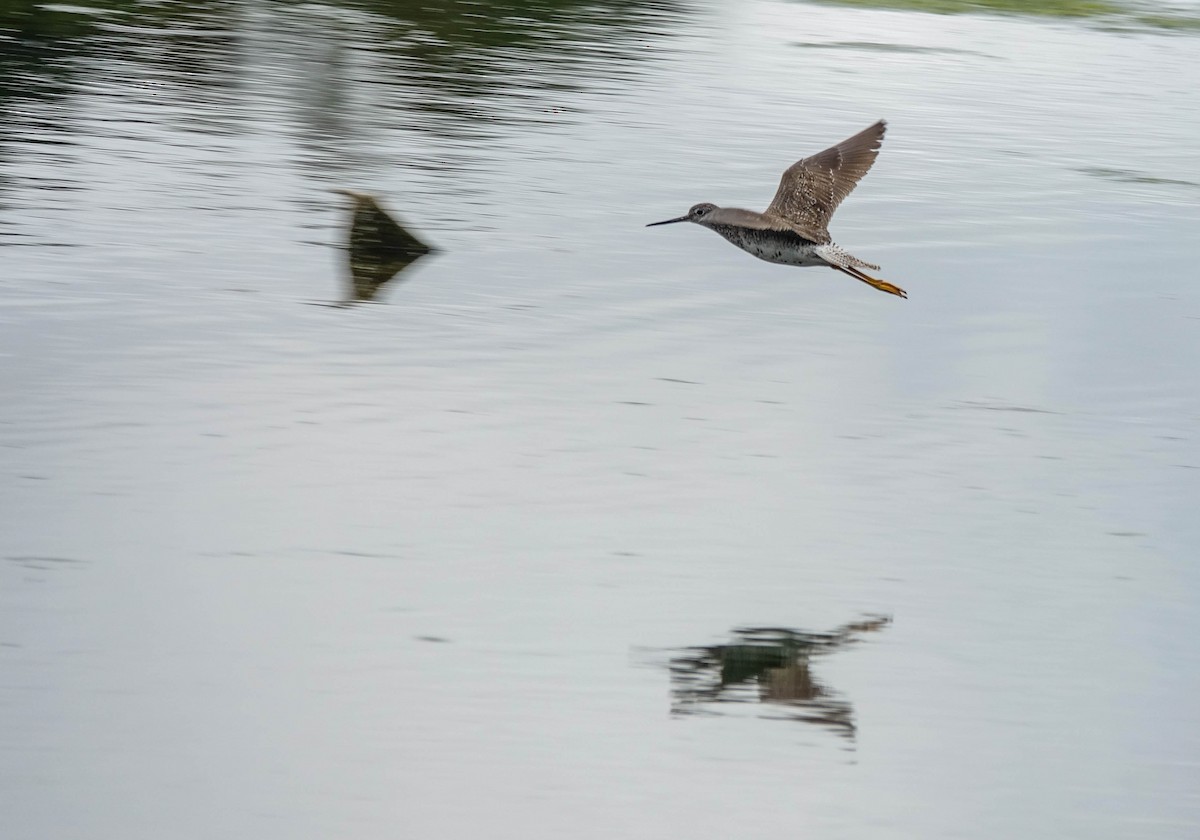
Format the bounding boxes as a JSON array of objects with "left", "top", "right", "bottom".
[
  {"left": 0, "top": 0, "right": 685, "bottom": 199},
  {"left": 0, "top": 0, "right": 246, "bottom": 110},
  {"left": 0, "top": 3, "right": 83, "bottom": 96},
  {"left": 0, "top": 2, "right": 88, "bottom": 203},
  {"left": 334, "top": 190, "right": 433, "bottom": 303},
  {"left": 355, "top": 0, "right": 683, "bottom": 131},
  {"left": 669, "top": 615, "right": 890, "bottom": 738}
]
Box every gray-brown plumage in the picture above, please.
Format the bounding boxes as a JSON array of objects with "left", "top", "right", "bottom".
[{"left": 647, "top": 120, "right": 906, "bottom": 298}]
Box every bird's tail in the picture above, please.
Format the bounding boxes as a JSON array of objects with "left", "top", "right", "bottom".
[
  {"left": 815, "top": 243, "right": 880, "bottom": 272},
  {"left": 815, "top": 244, "right": 906, "bottom": 299}
]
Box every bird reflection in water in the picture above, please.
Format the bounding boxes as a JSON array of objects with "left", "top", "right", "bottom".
[
  {"left": 332, "top": 189, "right": 435, "bottom": 304},
  {"left": 669, "top": 615, "right": 890, "bottom": 739}
]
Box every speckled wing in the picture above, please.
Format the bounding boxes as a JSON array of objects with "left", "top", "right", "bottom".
[{"left": 763, "top": 120, "right": 887, "bottom": 243}]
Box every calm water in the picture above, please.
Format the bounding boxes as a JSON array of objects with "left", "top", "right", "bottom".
[{"left": 3, "top": 1, "right": 1200, "bottom": 837}]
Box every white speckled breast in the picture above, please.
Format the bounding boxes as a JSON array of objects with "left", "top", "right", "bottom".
[{"left": 708, "top": 224, "right": 827, "bottom": 267}]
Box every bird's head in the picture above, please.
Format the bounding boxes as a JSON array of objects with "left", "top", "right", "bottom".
[{"left": 647, "top": 202, "right": 719, "bottom": 227}]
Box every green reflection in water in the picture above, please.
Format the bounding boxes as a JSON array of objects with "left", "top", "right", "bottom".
[
  {"left": 1132, "top": 13, "right": 1200, "bottom": 29},
  {"left": 0, "top": 0, "right": 685, "bottom": 197}
]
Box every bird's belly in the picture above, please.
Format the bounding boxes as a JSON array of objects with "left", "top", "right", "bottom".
[
  {"left": 715, "top": 227, "right": 827, "bottom": 267},
  {"left": 742, "top": 241, "right": 826, "bottom": 267}
]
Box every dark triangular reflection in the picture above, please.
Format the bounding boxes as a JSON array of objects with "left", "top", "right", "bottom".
[
  {"left": 334, "top": 189, "right": 434, "bottom": 303},
  {"left": 669, "top": 615, "right": 890, "bottom": 739}
]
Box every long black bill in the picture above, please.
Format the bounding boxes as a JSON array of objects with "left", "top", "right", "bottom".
[{"left": 646, "top": 215, "right": 689, "bottom": 227}]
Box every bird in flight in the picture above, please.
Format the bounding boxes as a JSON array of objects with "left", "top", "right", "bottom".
[{"left": 647, "top": 120, "right": 905, "bottom": 298}]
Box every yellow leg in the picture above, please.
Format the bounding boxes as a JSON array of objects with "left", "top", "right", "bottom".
[{"left": 831, "top": 265, "right": 907, "bottom": 299}]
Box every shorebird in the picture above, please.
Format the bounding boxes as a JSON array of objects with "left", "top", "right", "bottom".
[{"left": 647, "top": 120, "right": 905, "bottom": 298}]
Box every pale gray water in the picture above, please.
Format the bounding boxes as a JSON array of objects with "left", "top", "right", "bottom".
[{"left": 2, "top": 1, "right": 1200, "bottom": 838}]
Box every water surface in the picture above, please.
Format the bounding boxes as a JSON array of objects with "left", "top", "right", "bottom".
[{"left": 2, "top": 1, "right": 1199, "bottom": 838}]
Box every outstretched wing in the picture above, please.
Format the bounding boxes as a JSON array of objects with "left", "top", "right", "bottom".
[{"left": 763, "top": 120, "right": 886, "bottom": 242}]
